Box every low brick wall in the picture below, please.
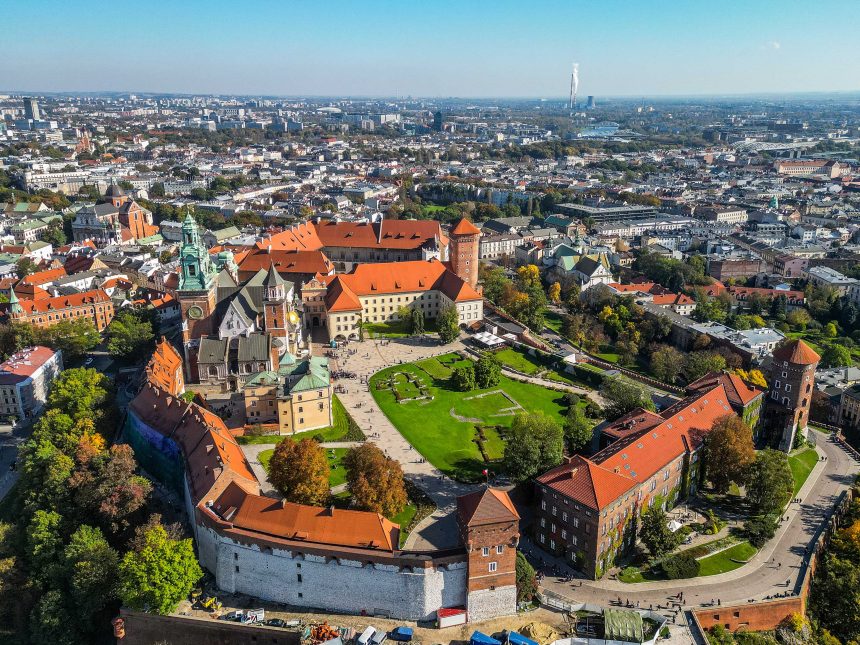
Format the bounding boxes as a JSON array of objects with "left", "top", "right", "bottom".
[{"left": 692, "top": 597, "right": 803, "bottom": 633}]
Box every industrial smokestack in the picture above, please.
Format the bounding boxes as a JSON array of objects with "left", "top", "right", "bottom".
[{"left": 569, "top": 63, "right": 579, "bottom": 110}]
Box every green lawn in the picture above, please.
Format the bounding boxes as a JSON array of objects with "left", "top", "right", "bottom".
[
  {"left": 455, "top": 391, "right": 516, "bottom": 419},
  {"left": 259, "top": 447, "right": 349, "bottom": 488},
  {"left": 370, "top": 355, "right": 569, "bottom": 481},
  {"left": 494, "top": 348, "right": 543, "bottom": 375},
  {"left": 789, "top": 447, "right": 819, "bottom": 496},
  {"left": 364, "top": 321, "right": 411, "bottom": 338},
  {"left": 544, "top": 311, "right": 565, "bottom": 333},
  {"left": 238, "top": 396, "right": 360, "bottom": 444},
  {"left": 696, "top": 542, "right": 757, "bottom": 576},
  {"left": 393, "top": 372, "right": 425, "bottom": 398}
]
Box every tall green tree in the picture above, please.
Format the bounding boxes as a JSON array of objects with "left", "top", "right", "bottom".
[
  {"left": 503, "top": 412, "right": 564, "bottom": 482},
  {"left": 268, "top": 438, "right": 330, "bottom": 506},
  {"left": 600, "top": 377, "right": 654, "bottom": 420},
  {"left": 36, "top": 319, "right": 99, "bottom": 362},
  {"left": 639, "top": 503, "right": 680, "bottom": 558},
  {"left": 437, "top": 305, "right": 460, "bottom": 344},
  {"left": 343, "top": 444, "right": 408, "bottom": 517},
  {"left": 747, "top": 449, "right": 793, "bottom": 515},
  {"left": 107, "top": 309, "right": 155, "bottom": 360},
  {"left": 118, "top": 524, "right": 202, "bottom": 615},
  {"left": 64, "top": 525, "right": 119, "bottom": 621},
  {"left": 515, "top": 551, "right": 537, "bottom": 602},
  {"left": 650, "top": 345, "right": 684, "bottom": 384},
  {"left": 563, "top": 405, "right": 593, "bottom": 453},
  {"left": 474, "top": 352, "right": 501, "bottom": 389}
]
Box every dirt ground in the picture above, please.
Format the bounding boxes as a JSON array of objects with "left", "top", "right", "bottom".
[{"left": 175, "top": 594, "right": 572, "bottom": 645}]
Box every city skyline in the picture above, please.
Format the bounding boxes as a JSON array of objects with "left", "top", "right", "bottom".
[{"left": 3, "top": 0, "right": 859, "bottom": 98}]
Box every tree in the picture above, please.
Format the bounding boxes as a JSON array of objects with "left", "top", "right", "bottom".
[
  {"left": 343, "top": 444, "right": 408, "bottom": 517},
  {"left": 503, "top": 412, "right": 564, "bottom": 482},
  {"left": 36, "top": 318, "right": 99, "bottom": 361},
  {"left": 19, "top": 436, "right": 74, "bottom": 515},
  {"left": 662, "top": 552, "right": 700, "bottom": 579},
  {"left": 107, "top": 309, "right": 155, "bottom": 360},
  {"left": 474, "top": 352, "right": 501, "bottom": 389},
  {"left": 451, "top": 364, "right": 476, "bottom": 391},
  {"left": 650, "top": 345, "right": 684, "bottom": 384},
  {"left": 47, "top": 367, "right": 112, "bottom": 425},
  {"left": 683, "top": 351, "right": 727, "bottom": 382},
  {"left": 118, "top": 524, "right": 202, "bottom": 615},
  {"left": 746, "top": 449, "right": 793, "bottom": 515},
  {"left": 824, "top": 321, "right": 839, "bottom": 338},
  {"left": 29, "top": 588, "right": 77, "bottom": 645},
  {"left": 437, "top": 305, "right": 460, "bottom": 344},
  {"left": 639, "top": 504, "right": 680, "bottom": 557},
  {"left": 69, "top": 443, "right": 152, "bottom": 534},
  {"left": 600, "top": 377, "right": 654, "bottom": 420},
  {"left": 15, "top": 257, "right": 38, "bottom": 278},
  {"left": 64, "top": 524, "right": 119, "bottom": 620},
  {"left": 735, "top": 368, "right": 768, "bottom": 389},
  {"left": 410, "top": 308, "right": 425, "bottom": 335},
  {"left": 42, "top": 220, "right": 66, "bottom": 246},
  {"left": 743, "top": 514, "right": 778, "bottom": 548},
  {"left": 786, "top": 309, "right": 812, "bottom": 331},
  {"left": 821, "top": 344, "right": 852, "bottom": 368},
  {"left": 563, "top": 405, "right": 593, "bottom": 454},
  {"left": 704, "top": 415, "right": 755, "bottom": 494},
  {"left": 515, "top": 551, "right": 537, "bottom": 602},
  {"left": 268, "top": 438, "right": 330, "bottom": 505},
  {"left": 548, "top": 282, "right": 561, "bottom": 305},
  {"left": 26, "top": 509, "right": 64, "bottom": 587}
]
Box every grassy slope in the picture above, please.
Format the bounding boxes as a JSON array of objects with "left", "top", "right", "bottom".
[
  {"left": 789, "top": 447, "right": 819, "bottom": 496},
  {"left": 696, "top": 542, "right": 757, "bottom": 576},
  {"left": 259, "top": 447, "right": 349, "bottom": 488}
]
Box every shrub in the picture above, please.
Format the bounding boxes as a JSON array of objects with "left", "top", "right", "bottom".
[
  {"left": 662, "top": 552, "right": 700, "bottom": 579},
  {"left": 660, "top": 626, "right": 670, "bottom": 639},
  {"left": 585, "top": 401, "right": 603, "bottom": 418},
  {"left": 743, "top": 515, "right": 778, "bottom": 548}
]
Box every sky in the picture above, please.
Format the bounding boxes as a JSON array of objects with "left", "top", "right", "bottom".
[{"left": 2, "top": 0, "right": 859, "bottom": 98}]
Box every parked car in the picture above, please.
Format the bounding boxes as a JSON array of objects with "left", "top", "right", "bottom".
[
  {"left": 264, "top": 618, "right": 287, "bottom": 628},
  {"left": 219, "top": 610, "right": 243, "bottom": 622}
]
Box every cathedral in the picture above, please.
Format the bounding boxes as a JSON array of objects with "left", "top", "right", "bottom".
[
  {"left": 71, "top": 183, "right": 158, "bottom": 244},
  {"left": 176, "top": 214, "right": 306, "bottom": 387}
]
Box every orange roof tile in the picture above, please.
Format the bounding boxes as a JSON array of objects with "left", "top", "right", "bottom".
[
  {"left": 450, "top": 217, "right": 481, "bottom": 236},
  {"left": 315, "top": 219, "right": 444, "bottom": 251},
  {"left": 772, "top": 339, "right": 820, "bottom": 366},
  {"left": 255, "top": 221, "right": 323, "bottom": 252},
  {"left": 237, "top": 249, "right": 333, "bottom": 278},
  {"left": 144, "top": 338, "right": 184, "bottom": 396},
  {"left": 16, "top": 288, "right": 111, "bottom": 314},
  {"left": 457, "top": 488, "right": 520, "bottom": 527},
  {"left": 328, "top": 259, "right": 481, "bottom": 306},
  {"left": 230, "top": 496, "right": 399, "bottom": 551},
  {"left": 20, "top": 267, "right": 67, "bottom": 286}
]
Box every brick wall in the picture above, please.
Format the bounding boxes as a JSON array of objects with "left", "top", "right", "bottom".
[
  {"left": 117, "top": 609, "right": 300, "bottom": 645},
  {"left": 693, "top": 598, "right": 803, "bottom": 633},
  {"left": 465, "top": 523, "right": 518, "bottom": 592}
]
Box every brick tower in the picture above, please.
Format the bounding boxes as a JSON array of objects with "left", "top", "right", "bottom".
[
  {"left": 457, "top": 488, "right": 520, "bottom": 623},
  {"left": 766, "top": 339, "right": 820, "bottom": 451},
  {"left": 449, "top": 218, "right": 481, "bottom": 289}
]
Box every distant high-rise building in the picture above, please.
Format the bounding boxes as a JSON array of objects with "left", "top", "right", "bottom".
[
  {"left": 586, "top": 95, "right": 595, "bottom": 109},
  {"left": 432, "top": 110, "right": 443, "bottom": 132},
  {"left": 23, "top": 97, "right": 40, "bottom": 121}
]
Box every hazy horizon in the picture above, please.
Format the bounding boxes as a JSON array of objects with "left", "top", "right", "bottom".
[{"left": 4, "top": 0, "right": 859, "bottom": 98}]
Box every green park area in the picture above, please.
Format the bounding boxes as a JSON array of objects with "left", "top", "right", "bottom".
[
  {"left": 493, "top": 346, "right": 594, "bottom": 388},
  {"left": 789, "top": 447, "right": 819, "bottom": 496},
  {"left": 237, "top": 396, "right": 363, "bottom": 445},
  {"left": 370, "top": 352, "right": 574, "bottom": 481}
]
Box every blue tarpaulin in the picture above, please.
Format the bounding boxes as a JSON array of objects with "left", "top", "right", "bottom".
[
  {"left": 470, "top": 632, "right": 502, "bottom": 645},
  {"left": 390, "top": 627, "right": 413, "bottom": 642},
  {"left": 506, "top": 632, "right": 538, "bottom": 645}
]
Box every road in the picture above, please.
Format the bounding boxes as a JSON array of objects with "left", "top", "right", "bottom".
[{"left": 536, "top": 430, "right": 857, "bottom": 613}]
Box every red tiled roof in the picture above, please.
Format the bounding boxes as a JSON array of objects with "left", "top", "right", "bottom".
[
  {"left": 326, "top": 259, "right": 481, "bottom": 309},
  {"left": 687, "top": 371, "right": 763, "bottom": 407},
  {"left": 450, "top": 218, "right": 481, "bottom": 236},
  {"left": 457, "top": 488, "right": 520, "bottom": 527},
  {"left": 772, "top": 339, "right": 820, "bottom": 366},
  {"left": 540, "top": 382, "right": 738, "bottom": 510},
  {"left": 16, "top": 288, "right": 111, "bottom": 314},
  {"left": 20, "top": 267, "right": 67, "bottom": 286},
  {"left": 237, "top": 249, "right": 333, "bottom": 278},
  {"left": 230, "top": 495, "right": 399, "bottom": 551},
  {"left": 728, "top": 286, "right": 804, "bottom": 301},
  {"left": 144, "top": 338, "right": 183, "bottom": 396},
  {"left": 651, "top": 293, "right": 694, "bottom": 307},
  {"left": 255, "top": 221, "right": 323, "bottom": 252},
  {"left": 315, "top": 219, "right": 445, "bottom": 250}
]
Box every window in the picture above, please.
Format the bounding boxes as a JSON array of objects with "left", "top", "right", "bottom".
[
  {"left": 573, "top": 517, "right": 579, "bottom": 528},
  {"left": 539, "top": 534, "right": 545, "bottom": 544},
  {"left": 541, "top": 500, "right": 546, "bottom": 510},
  {"left": 482, "top": 547, "right": 489, "bottom": 556},
  {"left": 775, "top": 380, "right": 781, "bottom": 389},
  {"left": 785, "top": 384, "right": 791, "bottom": 392},
  {"left": 561, "top": 529, "right": 567, "bottom": 540},
  {"left": 551, "top": 506, "right": 557, "bottom": 516},
  {"left": 496, "top": 545, "right": 504, "bottom": 554},
  {"left": 540, "top": 518, "right": 545, "bottom": 528},
  {"left": 297, "top": 574, "right": 302, "bottom": 583},
  {"left": 562, "top": 512, "right": 567, "bottom": 522},
  {"left": 489, "top": 562, "right": 497, "bottom": 573},
  {"left": 235, "top": 565, "right": 240, "bottom": 572}
]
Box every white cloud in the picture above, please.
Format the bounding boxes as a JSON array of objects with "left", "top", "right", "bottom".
[{"left": 767, "top": 41, "right": 781, "bottom": 50}]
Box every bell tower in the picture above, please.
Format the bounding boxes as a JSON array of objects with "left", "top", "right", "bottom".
[
  {"left": 178, "top": 213, "right": 217, "bottom": 344},
  {"left": 263, "top": 263, "right": 289, "bottom": 340},
  {"left": 457, "top": 488, "right": 520, "bottom": 623}
]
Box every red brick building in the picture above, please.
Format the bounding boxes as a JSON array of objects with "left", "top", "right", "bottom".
[
  {"left": 7, "top": 288, "right": 114, "bottom": 331},
  {"left": 535, "top": 375, "right": 761, "bottom": 579},
  {"left": 765, "top": 339, "right": 820, "bottom": 451},
  {"left": 449, "top": 218, "right": 481, "bottom": 290}
]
